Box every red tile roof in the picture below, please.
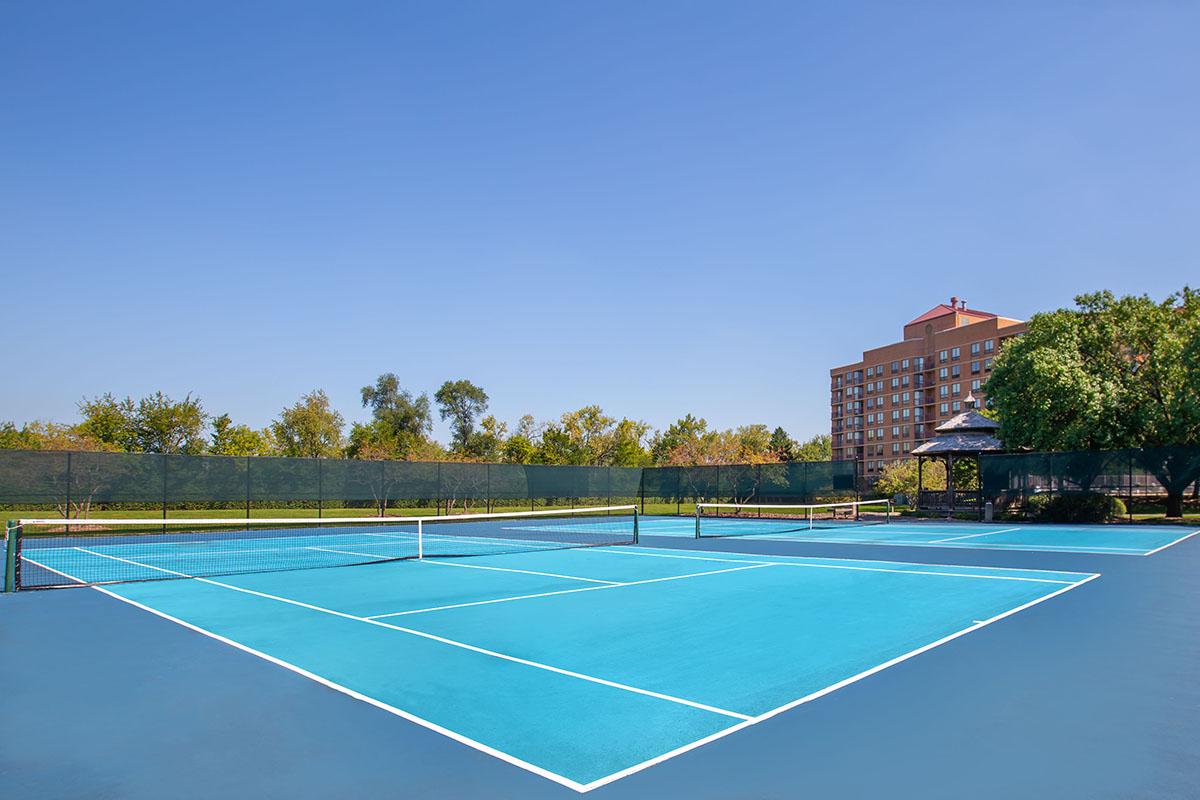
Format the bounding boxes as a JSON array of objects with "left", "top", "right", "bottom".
[{"left": 906, "top": 304, "right": 997, "bottom": 327}]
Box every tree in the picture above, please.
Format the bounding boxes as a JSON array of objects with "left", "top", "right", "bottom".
[
  {"left": 987, "top": 287, "right": 1200, "bottom": 516},
  {"left": 876, "top": 458, "right": 946, "bottom": 505},
  {"left": 463, "top": 415, "right": 507, "bottom": 461},
  {"left": 271, "top": 390, "right": 345, "bottom": 458},
  {"left": 77, "top": 393, "right": 138, "bottom": 451},
  {"left": 794, "top": 434, "right": 832, "bottom": 462},
  {"left": 503, "top": 416, "right": 538, "bottom": 463},
  {"left": 0, "top": 420, "right": 114, "bottom": 451},
  {"left": 649, "top": 414, "right": 710, "bottom": 465},
  {"left": 533, "top": 406, "right": 649, "bottom": 466},
  {"left": 210, "top": 413, "right": 274, "bottom": 456},
  {"left": 133, "top": 392, "right": 208, "bottom": 454},
  {"left": 434, "top": 380, "right": 489, "bottom": 452},
  {"left": 769, "top": 427, "right": 797, "bottom": 461},
  {"left": 355, "top": 374, "right": 433, "bottom": 459}
]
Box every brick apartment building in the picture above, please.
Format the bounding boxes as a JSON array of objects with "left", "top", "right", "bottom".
[{"left": 830, "top": 297, "right": 1026, "bottom": 479}]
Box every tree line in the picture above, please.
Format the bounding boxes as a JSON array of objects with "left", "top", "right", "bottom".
[{"left": 0, "top": 374, "right": 831, "bottom": 468}]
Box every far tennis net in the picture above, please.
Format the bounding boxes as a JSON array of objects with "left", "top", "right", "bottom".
[
  {"left": 4, "top": 505, "right": 638, "bottom": 590},
  {"left": 694, "top": 500, "right": 892, "bottom": 538}
]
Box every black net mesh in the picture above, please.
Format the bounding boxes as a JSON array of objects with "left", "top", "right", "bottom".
[{"left": 980, "top": 446, "right": 1200, "bottom": 518}]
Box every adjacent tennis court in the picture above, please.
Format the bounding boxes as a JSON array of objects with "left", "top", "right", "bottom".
[
  {"left": 2, "top": 508, "right": 1098, "bottom": 792},
  {"left": 632, "top": 503, "right": 1200, "bottom": 556}
]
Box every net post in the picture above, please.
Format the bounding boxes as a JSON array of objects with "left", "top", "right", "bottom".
[
  {"left": 4, "top": 520, "right": 18, "bottom": 592},
  {"left": 632, "top": 506, "right": 639, "bottom": 544},
  {"left": 417, "top": 519, "right": 423, "bottom": 560},
  {"left": 694, "top": 504, "right": 701, "bottom": 538}
]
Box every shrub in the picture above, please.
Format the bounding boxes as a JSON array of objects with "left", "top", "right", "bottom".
[{"left": 1027, "top": 493, "right": 1125, "bottom": 523}]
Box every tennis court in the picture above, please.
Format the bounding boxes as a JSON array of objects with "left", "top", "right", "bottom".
[
  {"left": 2, "top": 508, "right": 1098, "bottom": 792},
  {"left": 635, "top": 507, "right": 1200, "bottom": 556}
]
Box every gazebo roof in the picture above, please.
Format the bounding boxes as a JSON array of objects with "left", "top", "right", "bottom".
[
  {"left": 911, "top": 432, "right": 1004, "bottom": 455},
  {"left": 933, "top": 409, "right": 1000, "bottom": 434}
]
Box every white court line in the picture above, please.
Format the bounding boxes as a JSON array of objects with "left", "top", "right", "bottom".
[
  {"left": 717, "top": 532, "right": 1151, "bottom": 555},
  {"left": 1143, "top": 528, "right": 1200, "bottom": 556},
  {"left": 70, "top": 548, "right": 751, "bottom": 723},
  {"left": 572, "top": 571, "right": 1103, "bottom": 792},
  {"left": 927, "top": 528, "right": 1021, "bottom": 543},
  {"left": 367, "top": 564, "right": 775, "bottom": 619},
  {"left": 580, "top": 547, "right": 1080, "bottom": 584},
  {"left": 414, "top": 559, "right": 621, "bottom": 585},
  {"left": 23, "top": 548, "right": 1103, "bottom": 793},
  {"left": 307, "top": 546, "right": 621, "bottom": 585}
]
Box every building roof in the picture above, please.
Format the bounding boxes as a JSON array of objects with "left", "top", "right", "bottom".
[
  {"left": 905, "top": 303, "right": 998, "bottom": 328},
  {"left": 933, "top": 409, "right": 1000, "bottom": 433},
  {"left": 911, "top": 432, "right": 1004, "bottom": 455}
]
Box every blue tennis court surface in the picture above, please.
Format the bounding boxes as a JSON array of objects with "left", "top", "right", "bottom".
[
  {"left": 636, "top": 515, "right": 1200, "bottom": 555},
  {"left": 28, "top": 543, "right": 1092, "bottom": 791}
]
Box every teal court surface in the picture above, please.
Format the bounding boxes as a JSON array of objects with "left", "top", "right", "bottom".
[
  {"left": 8, "top": 540, "right": 1093, "bottom": 791},
  {"left": 639, "top": 515, "right": 1200, "bottom": 556}
]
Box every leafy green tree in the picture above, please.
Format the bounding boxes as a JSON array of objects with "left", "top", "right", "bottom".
[
  {"left": 649, "top": 414, "right": 710, "bottom": 464},
  {"left": 77, "top": 393, "right": 138, "bottom": 451},
  {"left": 434, "top": 380, "right": 489, "bottom": 452},
  {"left": 210, "top": 413, "right": 274, "bottom": 456},
  {"left": 503, "top": 416, "right": 538, "bottom": 463},
  {"left": 0, "top": 420, "right": 113, "bottom": 451},
  {"left": 353, "top": 374, "right": 433, "bottom": 459},
  {"left": 769, "top": 427, "right": 797, "bottom": 461},
  {"left": 876, "top": 458, "right": 945, "bottom": 505},
  {"left": 794, "top": 434, "right": 832, "bottom": 462},
  {"left": 133, "top": 392, "right": 208, "bottom": 454},
  {"left": 532, "top": 406, "right": 649, "bottom": 466},
  {"left": 271, "top": 390, "right": 345, "bottom": 458},
  {"left": 988, "top": 287, "right": 1200, "bottom": 515},
  {"left": 463, "top": 415, "right": 507, "bottom": 461}
]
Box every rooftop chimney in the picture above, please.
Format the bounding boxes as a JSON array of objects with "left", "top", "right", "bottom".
[{"left": 950, "top": 296, "right": 959, "bottom": 309}]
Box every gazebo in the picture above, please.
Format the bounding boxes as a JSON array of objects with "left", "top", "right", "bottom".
[{"left": 911, "top": 394, "right": 1004, "bottom": 515}]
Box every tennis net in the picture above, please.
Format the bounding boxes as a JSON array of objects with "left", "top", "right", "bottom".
[
  {"left": 4, "top": 505, "right": 638, "bottom": 590},
  {"left": 694, "top": 500, "right": 892, "bottom": 538}
]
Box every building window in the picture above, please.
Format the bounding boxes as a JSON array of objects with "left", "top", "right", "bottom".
[
  {"left": 939, "top": 367, "right": 948, "bottom": 379},
  {"left": 891, "top": 378, "right": 900, "bottom": 389},
  {"left": 951, "top": 365, "right": 961, "bottom": 378},
  {"left": 902, "top": 408, "right": 911, "bottom": 419},
  {"left": 952, "top": 401, "right": 962, "bottom": 412},
  {"left": 984, "top": 358, "right": 993, "bottom": 370},
  {"left": 939, "top": 350, "right": 948, "bottom": 363},
  {"left": 891, "top": 426, "right": 900, "bottom": 437},
  {"left": 951, "top": 347, "right": 961, "bottom": 360},
  {"left": 970, "top": 342, "right": 980, "bottom": 355},
  {"left": 892, "top": 443, "right": 900, "bottom": 454},
  {"left": 971, "top": 361, "right": 980, "bottom": 374},
  {"left": 891, "top": 361, "right": 899, "bottom": 373},
  {"left": 971, "top": 379, "right": 981, "bottom": 391},
  {"left": 951, "top": 383, "right": 961, "bottom": 395},
  {"left": 901, "top": 375, "right": 910, "bottom": 387},
  {"left": 866, "top": 366, "right": 874, "bottom": 378},
  {"left": 984, "top": 339, "right": 994, "bottom": 352},
  {"left": 939, "top": 385, "right": 949, "bottom": 398},
  {"left": 915, "top": 356, "right": 925, "bottom": 369}
]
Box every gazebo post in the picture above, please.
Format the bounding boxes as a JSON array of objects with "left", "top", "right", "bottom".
[
  {"left": 947, "top": 452, "right": 955, "bottom": 515},
  {"left": 917, "top": 456, "right": 924, "bottom": 510},
  {"left": 976, "top": 454, "right": 984, "bottom": 520}
]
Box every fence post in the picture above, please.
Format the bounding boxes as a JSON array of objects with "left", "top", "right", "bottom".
[
  {"left": 317, "top": 458, "right": 323, "bottom": 519},
  {"left": 245, "top": 456, "right": 251, "bottom": 526},
  {"left": 64, "top": 451, "right": 72, "bottom": 519},
  {"left": 5, "top": 519, "right": 18, "bottom": 593},
  {"left": 1128, "top": 449, "right": 1134, "bottom": 523},
  {"left": 162, "top": 454, "right": 169, "bottom": 532}
]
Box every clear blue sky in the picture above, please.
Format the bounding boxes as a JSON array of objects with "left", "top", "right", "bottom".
[{"left": 3, "top": 2, "right": 1196, "bottom": 445}]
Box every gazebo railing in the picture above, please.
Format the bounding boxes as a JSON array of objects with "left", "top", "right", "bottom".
[{"left": 918, "top": 489, "right": 981, "bottom": 511}]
